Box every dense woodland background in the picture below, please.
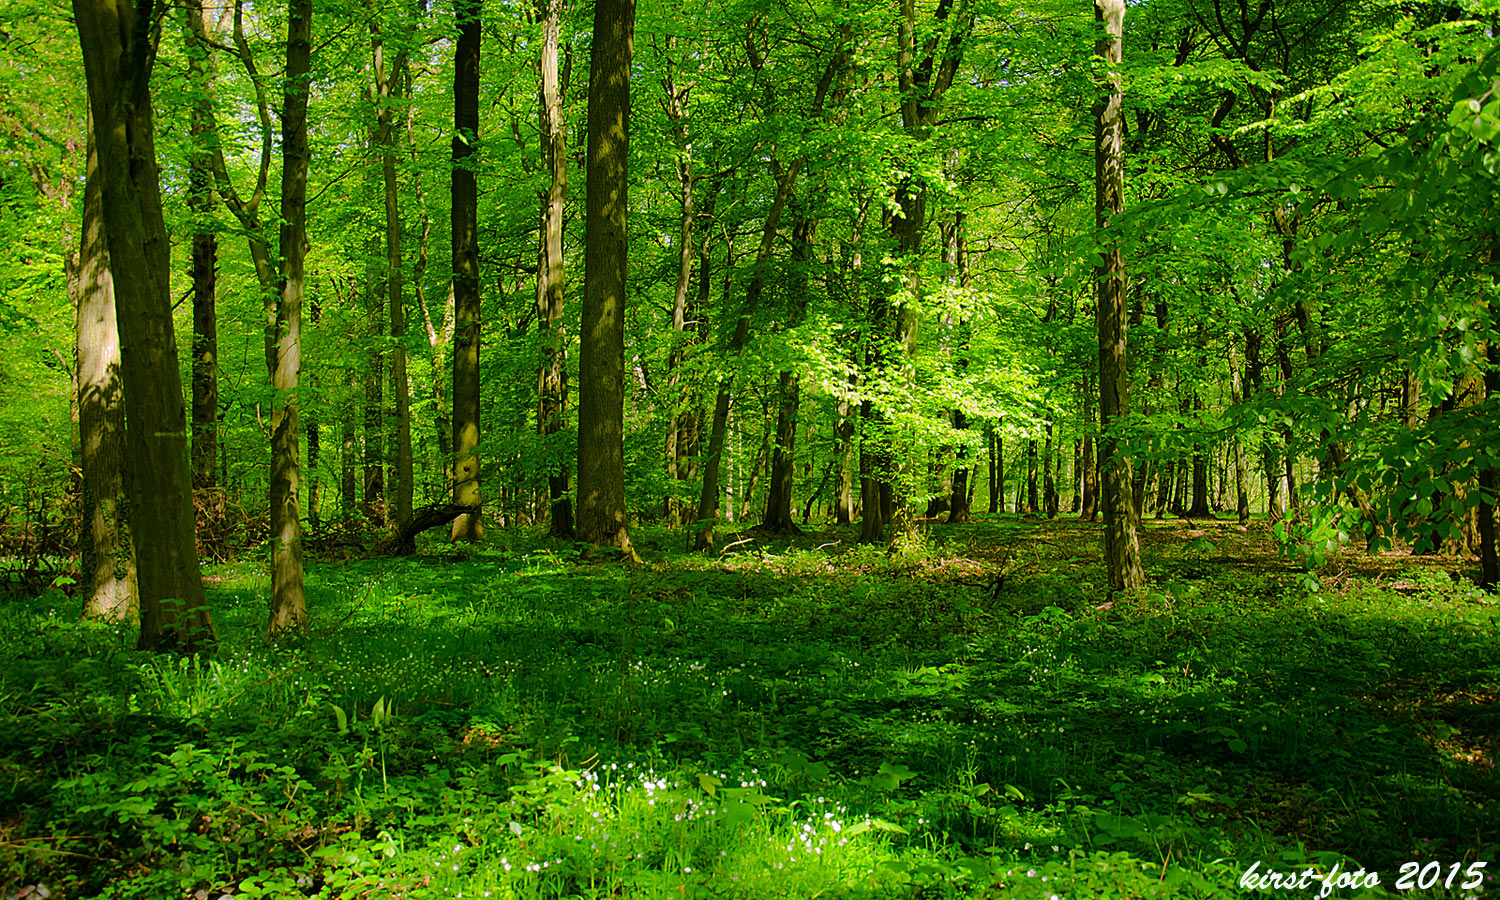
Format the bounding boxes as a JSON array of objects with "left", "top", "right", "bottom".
[
  {"left": 3, "top": 0, "right": 1498, "bottom": 620},
  {"left": 1, "top": 0, "right": 1499, "bottom": 894}
]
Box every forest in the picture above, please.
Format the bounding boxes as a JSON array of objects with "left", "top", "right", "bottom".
[{"left": 1, "top": 0, "right": 1499, "bottom": 893}]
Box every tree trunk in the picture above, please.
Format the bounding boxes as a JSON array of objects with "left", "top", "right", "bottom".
[
  {"left": 1228, "top": 335, "right": 1251, "bottom": 524},
  {"left": 695, "top": 160, "right": 799, "bottom": 550},
  {"left": 834, "top": 392, "right": 857, "bottom": 524},
  {"left": 1093, "top": 0, "right": 1144, "bottom": 592},
  {"left": 76, "top": 0, "right": 216, "bottom": 651},
  {"left": 363, "top": 240, "right": 386, "bottom": 525},
  {"left": 763, "top": 213, "right": 815, "bottom": 532},
  {"left": 987, "top": 424, "right": 1002, "bottom": 514},
  {"left": 1478, "top": 344, "right": 1499, "bottom": 588},
  {"left": 1070, "top": 437, "right": 1083, "bottom": 513},
  {"left": 76, "top": 134, "right": 137, "bottom": 622},
  {"left": 535, "top": 0, "right": 573, "bottom": 537},
  {"left": 1025, "top": 439, "right": 1038, "bottom": 513},
  {"left": 1043, "top": 421, "right": 1058, "bottom": 518},
  {"left": 450, "top": 0, "right": 483, "bottom": 542},
  {"left": 267, "top": 0, "right": 312, "bottom": 639},
  {"left": 373, "top": 16, "right": 413, "bottom": 531},
  {"left": 577, "top": 0, "right": 637, "bottom": 557},
  {"left": 185, "top": 0, "right": 218, "bottom": 492},
  {"left": 947, "top": 410, "right": 972, "bottom": 523}
]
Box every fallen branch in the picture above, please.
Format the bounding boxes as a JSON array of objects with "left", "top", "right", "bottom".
[{"left": 379, "top": 503, "right": 479, "bottom": 556}]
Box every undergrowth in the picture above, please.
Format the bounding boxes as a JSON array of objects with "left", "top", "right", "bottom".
[{"left": 1, "top": 517, "right": 1496, "bottom": 899}]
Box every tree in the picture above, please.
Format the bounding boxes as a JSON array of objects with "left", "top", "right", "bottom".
[
  {"left": 576, "top": 0, "right": 638, "bottom": 556},
  {"left": 183, "top": 0, "right": 219, "bottom": 491},
  {"left": 1093, "top": 0, "right": 1143, "bottom": 593},
  {"left": 535, "top": 0, "right": 573, "bottom": 538},
  {"left": 267, "top": 0, "right": 312, "bottom": 638},
  {"left": 375, "top": 15, "right": 417, "bottom": 528},
  {"left": 75, "top": 134, "right": 136, "bottom": 621},
  {"left": 74, "top": 0, "right": 216, "bottom": 651},
  {"left": 450, "top": 0, "right": 483, "bottom": 542}
]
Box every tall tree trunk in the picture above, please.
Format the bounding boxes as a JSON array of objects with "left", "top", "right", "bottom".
[
  {"left": 535, "top": 0, "right": 573, "bottom": 537},
  {"left": 373, "top": 16, "right": 413, "bottom": 531},
  {"left": 185, "top": 0, "right": 218, "bottom": 492},
  {"left": 947, "top": 410, "right": 971, "bottom": 523},
  {"left": 76, "top": 134, "right": 137, "bottom": 621},
  {"left": 77, "top": 0, "right": 217, "bottom": 651},
  {"left": 763, "top": 213, "right": 816, "bottom": 532},
  {"left": 577, "top": 0, "right": 637, "bottom": 556},
  {"left": 1093, "top": 0, "right": 1144, "bottom": 592},
  {"left": 267, "top": 0, "right": 312, "bottom": 639},
  {"left": 661, "top": 60, "right": 703, "bottom": 529},
  {"left": 76, "top": 0, "right": 216, "bottom": 651},
  {"left": 450, "top": 0, "right": 483, "bottom": 541}
]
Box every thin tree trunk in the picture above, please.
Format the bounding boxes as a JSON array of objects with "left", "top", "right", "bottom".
[
  {"left": 987, "top": 424, "right": 1001, "bottom": 514},
  {"left": 764, "top": 213, "right": 815, "bottom": 532},
  {"left": 1070, "top": 437, "right": 1083, "bottom": 514},
  {"left": 76, "top": 134, "right": 137, "bottom": 621},
  {"left": 185, "top": 0, "right": 218, "bottom": 492},
  {"left": 1478, "top": 344, "right": 1499, "bottom": 587},
  {"left": 577, "top": 0, "right": 637, "bottom": 556},
  {"left": 267, "top": 0, "right": 312, "bottom": 639},
  {"left": 1043, "top": 421, "right": 1058, "bottom": 518},
  {"left": 364, "top": 239, "right": 386, "bottom": 524},
  {"left": 373, "top": 16, "right": 413, "bottom": 531},
  {"left": 661, "top": 60, "right": 699, "bottom": 529},
  {"left": 1026, "top": 439, "right": 1039, "bottom": 513},
  {"left": 535, "top": 0, "right": 573, "bottom": 537},
  {"left": 1228, "top": 334, "right": 1251, "bottom": 524},
  {"left": 450, "top": 0, "right": 483, "bottom": 541},
  {"left": 76, "top": 0, "right": 215, "bottom": 651},
  {"left": 1093, "top": 0, "right": 1143, "bottom": 592}
]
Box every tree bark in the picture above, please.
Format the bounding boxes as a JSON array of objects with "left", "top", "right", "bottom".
[
  {"left": 373, "top": 16, "right": 413, "bottom": 531},
  {"left": 577, "top": 0, "right": 637, "bottom": 557},
  {"left": 76, "top": 133, "right": 137, "bottom": 622},
  {"left": 1026, "top": 439, "right": 1038, "bottom": 513},
  {"left": 1093, "top": 0, "right": 1144, "bottom": 592},
  {"left": 75, "top": 0, "right": 216, "bottom": 651},
  {"left": 450, "top": 0, "right": 483, "bottom": 542},
  {"left": 267, "top": 0, "right": 312, "bottom": 639},
  {"left": 363, "top": 239, "right": 386, "bottom": 525},
  {"left": 535, "top": 0, "right": 573, "bottom": 537},
  {"left": 1043, "top": 421, "right": 1058, "bottom": 518},
  {"left": 763, "top": 213, "right": 816, "bottom": 532},
  {"left": 1228, "top": 334, "right": 1252, "bottom": 524},
  {"left": 987, "top": 424, "right": 1001, "bottom": 514},
  {"left": 661, "top": 57, "right": 700, "bottom": 529},
  {"left": 184, "top": 0, "right": 218, "bottom": 492},
  {"left": 1478, "top": 344, "right": 1499, "bottom": 588}
]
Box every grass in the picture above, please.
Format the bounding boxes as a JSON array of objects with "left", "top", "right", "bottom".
[{"left": 1, "top": 515, "right": 1497, "bottom": 899}]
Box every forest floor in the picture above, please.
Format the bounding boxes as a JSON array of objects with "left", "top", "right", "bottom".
[{"left": 2, "top": 514, "right": 1498, "bottom": 899}]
